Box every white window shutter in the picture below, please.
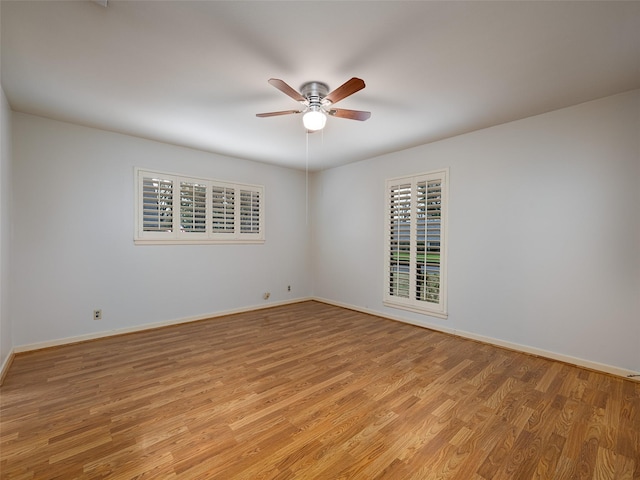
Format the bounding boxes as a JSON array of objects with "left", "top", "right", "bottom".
[
  {"left": 140, "top": 174, "right": 176, "bottom": 238},
  {"left": 388, "top": 182, "right": 412, "bottom": 299},
  {"left": 415, "top": 178, "right": 442, "bottom": 304},
  {"left": 211, "top": 184, "right": 236, "bottom": 234},
  {"left": 180, "top": 181, "right": 207, "bottom": 235},
  {"left": 239, "top": 188, "right": 262, "bottom": 236},
  {"left": 135, "top": 169, "right": 264, "bottom": 244},
  {"left": 384, "top": 169, "right": 448, "bottom": 318}
]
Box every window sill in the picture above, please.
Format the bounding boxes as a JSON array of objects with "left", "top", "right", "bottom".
[
  {"left": 383, "top": 300, "right": 448, "bottom": 320},
  {"left": 134, "top": 239, "right": 265, "bottom": 245}
]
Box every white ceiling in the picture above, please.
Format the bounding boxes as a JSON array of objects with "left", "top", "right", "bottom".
[{"left": 2, "top": 1, "right": 640, "bottom": 171}]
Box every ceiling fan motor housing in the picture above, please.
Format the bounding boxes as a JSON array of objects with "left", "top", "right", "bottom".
[{"left": 300, "top": 81, "right": 329, "bottom": 106}]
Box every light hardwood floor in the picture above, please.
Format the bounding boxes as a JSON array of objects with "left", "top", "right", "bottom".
[{"left": 1, "top": 301, "right": 638, "bottom": 479}]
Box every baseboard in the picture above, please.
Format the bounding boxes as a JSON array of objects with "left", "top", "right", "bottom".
[
  {"left": 13, "top": 297, "right": 313, "bottom": 354},
  {"left": 455, "top": 328, "right": 640, "bottom": 380},
  {"left": 0, "top": 349, "right": 15, "bottom": 386},
  {"left": 312, "top": 297, "right": 640, "bottom": 381}
]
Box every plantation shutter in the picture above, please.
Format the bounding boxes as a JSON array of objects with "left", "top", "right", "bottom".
[
  {"left": 141, "top": 175, "right": 174, "bottom": 233},
  {"left": 415, "top": 179, "right": 442, "bottom": 304},
  {"left": 136, "top": 169, "right": 264, "bottom": 244},
  {"left": 388, "top": 182, "right": 412, "bottom": 299},
  {"left": 384, "top": 169, "right": 448, "bottom": 318},
  {"left": 211, "top": 184, "right": 235, "bottom": 234},
  {"left": 239, "top": 188, "right": 261, "bottom": 235},
  {"left": 180, "top": 181, "right": 207, "bottom": 234}
]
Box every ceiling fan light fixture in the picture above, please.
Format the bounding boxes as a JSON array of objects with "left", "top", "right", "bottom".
[{"left": 302, "top": 107, "right": 327, "bottom": 131}]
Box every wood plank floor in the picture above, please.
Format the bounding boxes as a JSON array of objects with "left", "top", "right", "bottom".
[{"left": 1, "top": 301, "right": 638, "bottom": 479}]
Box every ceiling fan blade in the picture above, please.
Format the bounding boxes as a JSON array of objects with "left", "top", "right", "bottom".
[
  {"left": 324, "top": 77, "right": 366, "bottom": 104},
  {"left": 256, "top": 110, "right": 303, "bottom": 118},
  {"left": 268, "top": 78, "right": 306, "bottom": 103},
  {"left": 327, "top": 108, "right": 371, "bottom": 121}
]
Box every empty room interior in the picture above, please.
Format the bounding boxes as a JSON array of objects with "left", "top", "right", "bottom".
[{"left": 1, "top": 1, "right": 639, "bottom": 479}]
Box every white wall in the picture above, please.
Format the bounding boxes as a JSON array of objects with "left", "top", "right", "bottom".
[
  {"left": 8, "top": 91, "right": 640, "bottom": 376},
  {"left": 0, "top": 87, "right": 13, "bottom": 371},
  {"left": 11, "top": 113, "right": 311, "bottom": 347},
  {"left": 312, "top": 90, "right": 640, "bottom": 374}
]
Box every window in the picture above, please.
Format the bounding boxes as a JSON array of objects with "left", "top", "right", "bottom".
[
  {"left": 384, "top": 169, "right": 448, "bottom": 318},
  {"left": 135, "top": 168, "right": 264, "bottom": 244}
]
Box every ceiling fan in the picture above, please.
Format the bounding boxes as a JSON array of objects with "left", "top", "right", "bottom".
[{"left": 256, "top": 77, "right": 371, "bottom": 131}]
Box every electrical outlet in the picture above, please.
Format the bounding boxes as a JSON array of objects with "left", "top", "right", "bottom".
[
  {"left": 287, "top": 285, "right": 291, "bottom": 292},
  {"left": 93, "top": 309, "right": 102, "bottom": 320},
  {"left": 263, "top": 292, "right": 270, "bottom": 300}
]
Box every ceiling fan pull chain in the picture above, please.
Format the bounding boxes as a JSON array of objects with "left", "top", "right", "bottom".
[{"left": 305, "top": 130, "right": 309, "bottom": 225}]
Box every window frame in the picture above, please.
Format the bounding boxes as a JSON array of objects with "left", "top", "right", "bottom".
[
  {"left": 135, "top": 168, "right": 264, "bottom": 245},
  {"left": 384, "top": 168, "right": 449, "bottom": 318}
]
